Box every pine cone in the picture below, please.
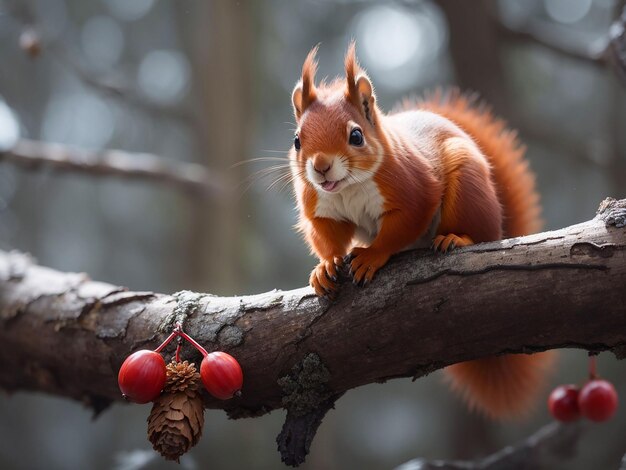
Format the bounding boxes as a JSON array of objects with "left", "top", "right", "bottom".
[
  {"left": 166, "top": 360, "right": 201, "bottom": 393},
  {"left": 147, "top": 361, "right": 205, "bottom": 461}
]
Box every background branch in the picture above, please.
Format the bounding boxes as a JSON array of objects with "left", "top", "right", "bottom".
[
  {"left": 396, "top": 422, "right": 584, "bottom": 470},
  {"left": 1, "top": 198, "right": 625, "bottom": 464},
  {"left": 496, "top": 19, "right": 608, "bottom": 65},
  {"left": 494, "top": 5, "right": 626, "bottom": 86},
  {"left": 0, "top": 138, "right": 224, "bottom": 197}
]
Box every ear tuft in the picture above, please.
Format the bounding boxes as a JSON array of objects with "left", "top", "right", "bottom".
[
  {"left": 344, "top": 42, "right": 376, "bottom": 125},
  {"left": 344, "top": 39, "right": 359, "bottom": 99},
  {"left": 301, "top": 44, "right": 319, "bottom": 102},
  {"left": 292, "top": 45, "right": 319, "bottom": 120}
]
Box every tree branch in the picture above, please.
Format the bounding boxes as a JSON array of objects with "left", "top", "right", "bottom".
[
  {"left": 1, "top": 198, "right": 625, "bottom": 464},
  {"left": 0, "top": 138, "right": 224, "bottom": 197}
]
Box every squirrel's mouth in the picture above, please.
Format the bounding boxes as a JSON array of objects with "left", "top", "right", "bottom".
[{"left": 320, "top": 178, "right": 345, "bottom": 192}]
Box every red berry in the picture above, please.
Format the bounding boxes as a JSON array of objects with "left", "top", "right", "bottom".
[
  {"left": 548, "top": 384, "right": 581, "bottom": 422},
  {"left": 578, "top": 379, "right": 618, "bottom": 422},
  {"left": 200, "top": 352, "right": 243, "bottom": 400},
  {"left": 118, "top": 350, "right": 167, "bottom": 404}
]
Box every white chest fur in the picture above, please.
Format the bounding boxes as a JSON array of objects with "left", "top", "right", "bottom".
[{"left": 314, "top": 179, "right": 385, "bottom": 245}]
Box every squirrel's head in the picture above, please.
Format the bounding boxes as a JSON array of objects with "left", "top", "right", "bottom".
[{"left": 290, "top": 42, "right": 384, "bottom": 194}]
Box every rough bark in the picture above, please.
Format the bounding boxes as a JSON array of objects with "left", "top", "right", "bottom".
[{"left": 1, "top": 198, "right": 625, "bottom": 463}]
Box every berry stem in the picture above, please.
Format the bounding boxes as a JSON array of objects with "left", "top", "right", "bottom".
[
  {"left": 177, "top": 330, "right": 209, "bottom": 357},
  {"left": 175, "top": 337, "right": 182, "bottom": 362},
  {"left": 154, "top": 330, "right": 178, "bottom": 353},
  {"left": 589, "top": 354, "right": 598, "bottom": 380},
  {"left": 153, "top": 323, "right": 209, "bottom": 358}
]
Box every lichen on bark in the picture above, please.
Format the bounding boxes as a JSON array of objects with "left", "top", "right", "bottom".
[
  {"left": 597, "top": 197, "right": 626, "bottom": 227},
  {"left": 277, "top": 352, "right": 332, "bottom": 417},
  {"left": 159, "top": 290, "right": 204, "bottom": 333}
]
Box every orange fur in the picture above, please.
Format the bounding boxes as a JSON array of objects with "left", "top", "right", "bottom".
[
  {"left": 289, "top": 45, "right": 552, "bottom": 419},
  {"left": 413, "top": 89, "right": 542, "bottom": 237},
  {"left": 446, "top": 354, "right": 555, "bottom": 419},
  {"left": 436, "top": 136, "right": 502, "bottom": 243}
]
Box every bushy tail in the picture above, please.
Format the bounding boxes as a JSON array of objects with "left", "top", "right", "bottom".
[
  {"left": 415, "top": 90, "right": 554, "bottom": 419},
  {"left": 412, "top": 89, "right": 541, "bottom": 237},
  {"left": 445, "top": 354, "right": 555, "bottom": 420}
]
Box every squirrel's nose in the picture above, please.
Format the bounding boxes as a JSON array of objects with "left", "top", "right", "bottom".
[{"left": 313, "top": 161, "right": 332, "bottom": 175}]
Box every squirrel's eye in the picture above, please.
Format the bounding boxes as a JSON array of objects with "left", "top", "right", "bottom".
[
  {"left": 349, "top": 128, "right": 364, "bottom": 147},
  {"left": 294, "top": 135, "right": 301, "bottom": 151}
]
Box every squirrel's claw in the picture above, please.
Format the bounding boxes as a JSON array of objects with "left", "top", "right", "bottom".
[
  {"left": 432, "top": 234, "right": 474, "bottom": 253},
  {"left": 343, "top": 253, "right": 355, "bottom": 268},
  {"left": 310, "top": 258, "right": 343, "bottom": 298},
  {"left": 347, "top": 247, "right": 389, "bottom": 286}
]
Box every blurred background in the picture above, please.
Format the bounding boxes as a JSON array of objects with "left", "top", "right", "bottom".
[{"left": 1, "top": 0, "right": 625, "bottom": 469}]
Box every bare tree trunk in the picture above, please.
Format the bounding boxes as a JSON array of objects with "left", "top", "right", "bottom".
[
  {"left": 437, "top": 0, "right": 508, "bottom": 113},
  {"left": 175, "top": 1, "right": 254, "bottom": 293}
]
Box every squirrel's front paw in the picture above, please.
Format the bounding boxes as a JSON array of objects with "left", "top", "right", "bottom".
[
  {"left": 310, "top": 257, "right": 342, "bottom": 298},
  {"left": 346, "top": 247, "right": 390, "bottom": 286}
]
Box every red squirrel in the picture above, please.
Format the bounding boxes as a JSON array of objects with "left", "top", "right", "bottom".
[{"left": 288, "top": 43, "right": 553, "bottom": 419}]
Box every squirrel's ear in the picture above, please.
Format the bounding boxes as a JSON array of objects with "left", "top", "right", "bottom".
[
  {"left": 344, "top": 41, "right": 376, "bottom": 125},
  {"left": 292, "top": 83, "right": 304, "bottom": 120},
  {"left": 356, "top": 74, "right": 374, "bottom": 103},
  {"left": 355, "top": 74, "right": 376, "bottom": 125},
  {"left": 292, "top": 45, "right": 319, "bottom": 120}
]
